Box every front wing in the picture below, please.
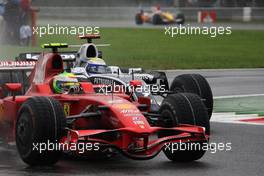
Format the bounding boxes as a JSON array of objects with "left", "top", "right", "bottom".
[{"left": 61, "top": 125, "right": 208, "bottom": 160}]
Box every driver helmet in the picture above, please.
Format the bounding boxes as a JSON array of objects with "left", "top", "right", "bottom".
[
  {"left": 53, "top": 71, "right": 80, "bottom": 94},
  {"left": 81, "top": 57, "right": 106, "bottom": 66},
  {"left": 86, "top": 57, "right": 107, "bottom": 72}
]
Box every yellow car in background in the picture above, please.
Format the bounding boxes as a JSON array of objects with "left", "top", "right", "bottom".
[{"left": 135, "top": 6, "right": 185, "bottom": 25}]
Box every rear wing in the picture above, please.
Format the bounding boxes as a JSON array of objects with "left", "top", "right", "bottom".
[
  {"left": 15, "top": 51, "right": 77, "bottom": 62},
  {"left": 0, "top": 61, "right": 35, "bottom": 95}
]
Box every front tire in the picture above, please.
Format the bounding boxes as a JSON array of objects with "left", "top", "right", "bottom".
[
  {"left": 16, "top": 96, "right": 66, "bottom": 166},
  {"left": 170, "top": 74, "right": 213, "bottom": 119},
  {"left": 159, "top": 93, "right": 210, "bottom": 162}
]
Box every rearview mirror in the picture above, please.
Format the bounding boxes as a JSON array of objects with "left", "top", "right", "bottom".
[
  {"left": 5, "top": 83, "right": 22, "bottom": 92},
  {"left": 5, "top": 83, "right": 22, "bottom": 100}
]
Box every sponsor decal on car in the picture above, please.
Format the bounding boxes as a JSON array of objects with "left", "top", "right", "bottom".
[
  {"left": 113, "top": 103, "right": 135, "bottom": 110},
  {"left": 93, "top": 77, "right": 114, "bottom": 85},
  {"left": 132, "top": 117, "right": 145, "bottom": 128},
  {"left": 63, "top": 103, "right": 71, "bottom": 116},
  {"left": 120, "top": 109, "right": 141, "bottom": 117}
]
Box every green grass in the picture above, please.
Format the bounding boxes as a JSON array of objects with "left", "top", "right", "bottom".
[
  {"left": 214, "top": 96, "right": 264, "bottom": 116},
  {"left": 1, "top": 28, "right": 264, "bottom": 69}
]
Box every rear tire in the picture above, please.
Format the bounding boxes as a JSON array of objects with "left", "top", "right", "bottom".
[
  {"left": 159, "top": 93, "right": 210, "bottom": 162},
  {"left": 152, "top": 14, "right": 163, "bottom": 25},
  {"left": 175, "top": 13, "right": 185, "bottom": 25},
  {"left": 16, "top": 96, "right": 66, "bottom": 166},
  {"left": 170, "top": 74, "right": 213, "bottom": 119}
]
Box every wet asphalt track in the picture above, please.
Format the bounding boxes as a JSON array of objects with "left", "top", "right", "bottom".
[
  {"left": 0, "top": 69, "right": 263, "bottom": 176},
  {"left": 0, "top": 123, "right": 263, "bottom": 176}
]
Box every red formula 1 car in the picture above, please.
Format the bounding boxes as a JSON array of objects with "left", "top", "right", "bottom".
[{"left": 0, "top": 44, "right": 210, "bottom": 166}]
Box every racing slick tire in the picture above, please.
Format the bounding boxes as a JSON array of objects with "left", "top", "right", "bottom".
[
  {"left": 135, "top": 13, "right": 143, "bottom": 25},
  {"left": 170, "top": 74, "right": 213, "bottom": 119},
  {"left": 152, "top": 14, "right": 163, "bottom": 25},
  {"left": 159, "top": 93, "right": 210, "bottom": 162},
  {"left": 175, "top": 13, "right": 185, "bottom": 25},
  {"left": 16, "top": 96, "right": 66, "bottom": 166}
]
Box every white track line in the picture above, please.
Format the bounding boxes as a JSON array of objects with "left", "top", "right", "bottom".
[{"left": 214, "top": 94, "right": 264, "bottom": 99}]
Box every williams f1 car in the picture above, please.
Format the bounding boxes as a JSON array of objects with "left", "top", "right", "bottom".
[
  {"left": 72, "top": 35, "right": 213, "bottom": 118},
  {"left": 0, "top": 44, "right": 210, "bottom": 166},
  {"left": 135, "top": 6, "right": 185, "bottom": 25}
]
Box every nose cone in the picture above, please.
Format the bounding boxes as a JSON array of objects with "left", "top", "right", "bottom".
[{"left": 110, "top": 101, "right": 151, "bottom": 132}]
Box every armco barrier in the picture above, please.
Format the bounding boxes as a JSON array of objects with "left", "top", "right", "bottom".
[{"left": 37, "top": 7, "right": 264, "bottom": 22}]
